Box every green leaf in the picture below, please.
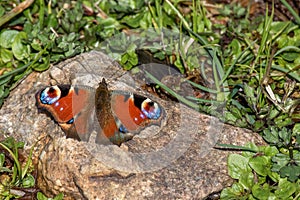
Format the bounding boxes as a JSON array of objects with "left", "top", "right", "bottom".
[
  {"left": 274, "top": 178, "right": 296, "bottom": 198},
  {"left": 0, "top": 84, "right": 10, "bottom": 106},
  {"left": 227, "top": 154, "right": 251, "bottom": 179},
  {"left": 21, "top": 174, "right": 35, "bottom": 188},
  {"left": 230, "top": 104, "right": 243, "bottom": 119},
  {"left": 268, "top": 171, "right": 280, "bottom": 183},
  {"left": 249, "top": 156, "right": 270, "bottom": 176},
  {"left": 12, "top": 32, "right": 29, "bottom": 61},
  {"left": 243, "top": 83, "right": 256, "bottom": 110},
  {"left": 274, "top": 114, "right": 293, "bottom": 128},
  {"left": 227, "top": 39, "right": 241, "bottom": 56},
  {"left": 0, "top": 153, "right": 5, "bottom": 167},
  {"left": 53, "top": 193, "right": 64, "bottom": 200},
  {"left": 0, "top": 166, "right": 12, "bottom": 173},
  {"left": 31, "top": 40, "right": 42, "bottom": 51},
  {"left": 220, "top": 183, "right": 246, "bottom": 200},
  {"left": 272, "top": 153, "right": 290, "bottom": 172},
  {"left": 263, "top": 146, "right": 278, "bottom": 157},
  {"left": 268, "top": 108, "right": 280, "bottom": 120},
  {"left": 0, "top": 48, "right": 13, "bottom": 63},
  {"left": 32, "top": 56, "right": 50, "bottom": 72},
  {"left": 293, "top": 123, "right": 300, "bottom": 135},
  {"left": 37, "top": 192, "right": 48, "bottom": 200},
  {"left": 0, "top": 30, "right": 19, "bottom": 48},
  {"left": 154, "top": 51, "right": 166, "bottom": 60},
  {"left": 239, "top": 171, "right": 254, "bottom": 190},
  {"left": 46, "top": 13, "right": 59, "bottom": 29},
  {"left": 279, "top": 165, "right": 300, "bottom": 182},
  {"left": 128, "top": 55, "right": 138, "bottom": 66},
  {"left": 224, "top": 111, "right": 238, "bottom": 123},
  {"left": 0, "top": 5, "right": 4, "bottom": 17},
  {"left": 245, "top": 114, "right": 255, "bottom": 125},
  {"left": 281, "top": 52, "right": 300, "bottom": 62},
  {"left": 37, "top": 34, "right": 49, "bottom": 45},
  {"left": 66, "top": 32, "right": 77, "bottom": 42},
  {"left": 122, "top": 13, "right": 145, "bottom": 28},
  {"left": 278, "top": 127, "right": 291, "bottom": 146},
  {"left": 263, "top": 127, "right": 279, "bottom": 145},
  {"left": 251, "top": 183, "right": 271, "bottom": 199},
  {"left": 2, "top": 137, "right": 24, "bottom": 149},
  {"left": 121, "top": 53, "right": 129, "bottom": 65},
  {"left": 253, "top": 120, "right": 265, "bottom": 131}
]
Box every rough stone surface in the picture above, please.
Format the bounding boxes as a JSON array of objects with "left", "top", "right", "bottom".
[{"left": 0, "top": 51, "right": 266, "bottom": 199}]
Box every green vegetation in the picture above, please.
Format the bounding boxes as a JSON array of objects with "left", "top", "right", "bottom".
[
  {"left": 0, "top": 0, "right": 299, "bottom": 199},
  {"left": 220, "top": 143, "right": 300, "bottom": 199},
  {"left": 0, "top": 137, "right": 64, "bottom": 199},
  {"left": 0, "top": 137, "right": 35, "bottom": 199},
  {"left": 37, "top": 192, "right": 63, "bottom": 200}
]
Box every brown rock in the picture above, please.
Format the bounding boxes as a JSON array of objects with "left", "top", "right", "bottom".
[{"left": 0, "top": 51, "right": 265, "bottom": 199}]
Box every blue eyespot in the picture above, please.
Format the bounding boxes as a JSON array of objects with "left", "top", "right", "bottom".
[
  {"left": 142, "top": 105, "right": 161, "bottom": 119},
  {"left": 119, "top": 124, "right": 128, "bottom": 133},
  {"left": 40, "top": 87, "right": 60, "bottom": 105},
  {"left": 67, "top": 118, "right": 74, "bottom": 124},
  {"left": 142, "top": 100, "right": 161, "bottom": 119},
  {"left": 40, "top": 92, "right": 57, "bottom": 104}
]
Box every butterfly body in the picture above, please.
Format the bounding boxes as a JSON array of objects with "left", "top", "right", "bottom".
[{"left": 36, "top": 79, "right": 163, "bottom": 145}]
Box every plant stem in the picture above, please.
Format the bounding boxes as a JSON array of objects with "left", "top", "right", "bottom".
[
  {"left": 0, "top": 143, "right": 22, "bottom": 185},
  {"left": 280, "top": 0, "right": 300, "bottom": 25},
  {"left": 0, "top": 0, "right": 35, "bottom": 27}
]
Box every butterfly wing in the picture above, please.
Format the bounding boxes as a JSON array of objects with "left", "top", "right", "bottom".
[
  {"left": 36, "top": 85, "right": 95, "bottom": 141},
  {"left": 36, "top": 79, "right": 164, "bottom": 146}
]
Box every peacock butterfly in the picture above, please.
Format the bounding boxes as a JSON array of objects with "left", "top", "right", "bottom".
[{"left": 35, "top": 78, "right": 164, "bottom": 145}]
